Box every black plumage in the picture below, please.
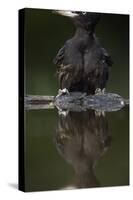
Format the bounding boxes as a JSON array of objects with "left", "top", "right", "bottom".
[
  {"left": 55, "top": 110, "right": 110, "bottom": 188},
  {"left": 53, "top": 11, "right": 113, "bottom": 94}
]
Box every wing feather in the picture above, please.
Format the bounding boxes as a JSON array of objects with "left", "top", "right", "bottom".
[{"left": 53, "top": 45, "right": 65, "bottom": 66}]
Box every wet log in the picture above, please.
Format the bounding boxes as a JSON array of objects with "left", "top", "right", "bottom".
[{"left": 24, "top": 92, "right": 129, "bottom": 112}]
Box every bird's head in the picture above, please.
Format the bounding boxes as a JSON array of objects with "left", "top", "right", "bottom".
[{"left": 55, "top": 10, "right": 101, "bottom": 31}]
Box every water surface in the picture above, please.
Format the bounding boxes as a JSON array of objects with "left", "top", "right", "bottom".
[{"left": 25, "top": 107, "right": 129, "bottom": 191}]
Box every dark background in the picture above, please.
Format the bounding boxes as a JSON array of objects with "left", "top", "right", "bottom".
[{"left": 25, "top": 8, "right": 129, "bottom": 98}]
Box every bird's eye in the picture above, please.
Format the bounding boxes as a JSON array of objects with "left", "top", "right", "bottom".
[{"left": 82, "top": 12, "right": 86, "bottom": 15}]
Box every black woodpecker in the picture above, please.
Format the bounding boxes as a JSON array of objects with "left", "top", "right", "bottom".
[{"left": 53, "top": 11, "right": 113, "bottom": 95}]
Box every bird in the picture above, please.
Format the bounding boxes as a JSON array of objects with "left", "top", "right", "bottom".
[{"left": 53, "top": 10, "right": 113, "bottom": 95}]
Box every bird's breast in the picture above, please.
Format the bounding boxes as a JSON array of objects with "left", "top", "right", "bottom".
[{"left": 83, "top": 50, "right": 97, "bottom": 72}]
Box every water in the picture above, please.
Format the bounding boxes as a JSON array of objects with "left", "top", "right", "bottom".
[{"left": 25, "top": 107, "right": 129, "bottom": 191}]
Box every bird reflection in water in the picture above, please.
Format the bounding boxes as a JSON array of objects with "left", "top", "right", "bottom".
[{"left": 55, "top": 110, "right": 111, "bottom": 189}]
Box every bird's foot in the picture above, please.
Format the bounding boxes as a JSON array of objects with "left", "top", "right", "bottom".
[
  {"left": 95, "top": 110, "right": 105, "bottom": 117},
  {"left": 58, "top": 109, "right": 69, "bottom": 117},
  {"left": 56, "top": 88, "right": 70, "bottom": 97},
  {"left": 95, "top": 88, "right": 102, "bottom": 95},
  {"left": 95, "top": 88, "right": 106, "bottom": 95},
  {"left": 55, "top": 103, "right": 69, "bottom": 117},
  {"left": 102, "top": 88, "right": 106, "bottom": 94}
]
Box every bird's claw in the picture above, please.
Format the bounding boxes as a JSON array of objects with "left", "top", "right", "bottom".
[
  {"left": 95, "top": 110, "right": 105, "bottom": 117},
  {"left": 95, "top": 88, "right": 102, "bottom": 95},
  {"left": 56, "top": 88, "right": 70, "bottom": 97},
  {"left": 102, "top": 88, "right": 106, "bottom": 94},
  {"left": 95, "top": 88, "right": 106, "bottom": 95},
  {"left": 55, "top": 104, "right": 69, "bottom": 116},
  {"left": 58, "top": 109, "right": 69, "bottom": 117}
]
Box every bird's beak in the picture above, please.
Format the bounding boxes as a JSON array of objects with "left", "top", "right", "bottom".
[{"left": 54, "top": 10, "right": 78, "bottom": 18}]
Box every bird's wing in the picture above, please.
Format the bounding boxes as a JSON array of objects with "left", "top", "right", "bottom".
[
  {"left": 53, "top": 45, "right": 65, "bottom": 66},
  {"left": 53, "top": 42, "right": 83, "bottom": 89},
  {"left": 101, "top": 47, "right": 113, "bottom": 67},
  {"left": 96, "top": 47, "right": 113, "bottom": 88}
]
